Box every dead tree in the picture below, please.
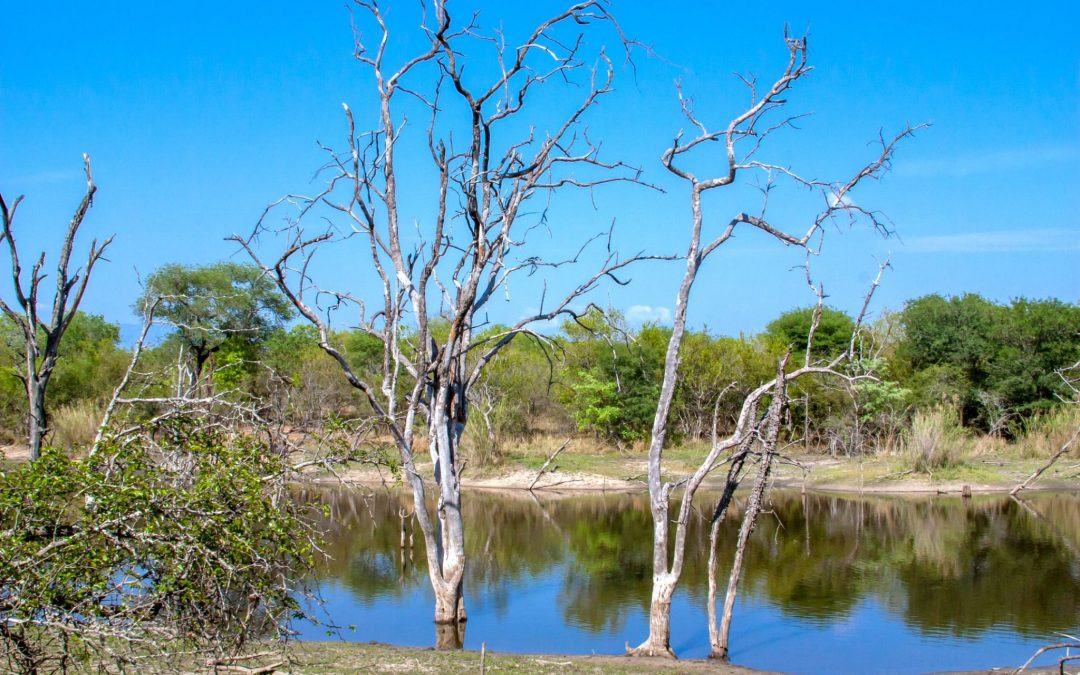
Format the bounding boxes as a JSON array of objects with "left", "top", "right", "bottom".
[
  {"left": 710, "top": 356, "right": 788, "bottom": 660},
  {"left": 627, "top": 32, "right": 920, "bottom": 657},
  {"left": 234, "top": 0, "right": 657, "bottom": 642},
  {"left": 0, "top": 154, "right": 114, "bottom": 461}
]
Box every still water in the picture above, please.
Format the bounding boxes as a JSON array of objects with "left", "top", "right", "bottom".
[{"left": 295, "top": 488, "right": 1080, "bottom": 674}]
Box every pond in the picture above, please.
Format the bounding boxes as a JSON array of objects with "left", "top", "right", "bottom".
[{"left": 294, "top": 487, "right": 1080, "bottom": 675}]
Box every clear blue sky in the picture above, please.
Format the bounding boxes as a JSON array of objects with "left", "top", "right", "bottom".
[{"left": 2, "top": 1, "right": 1077, "bottom": 337}]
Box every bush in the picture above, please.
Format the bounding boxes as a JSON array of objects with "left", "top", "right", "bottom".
[{"left": 0, "top": 424, "right": 319, "bottom": 673}]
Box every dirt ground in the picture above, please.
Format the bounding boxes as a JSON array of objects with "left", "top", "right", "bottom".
[
  {"left": 268, "top": 642, "right": 1061, "bottom": 674},
  {"left": 0, "top": 444, "right": 29, "bottom": 462},
  {"left": 324, "top": 452, "right": 1076, "bottom": 495}
]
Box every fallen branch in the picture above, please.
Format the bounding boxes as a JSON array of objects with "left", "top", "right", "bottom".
[
  {"left": 207, "top": 651, "right": 279, "bottom": 663},
  {"left": 528, "top": 438, "right": 570, "bottom": 491},
  {"left": 1012, "top": 642, "right": 1080, "bottom": 674},
  {"left": 1059, "top": 654, "right": 1080, "bottom": 674},
  {"left": 1010, "top": 425, "right": 1080, "bottom": 496},
  {"left": 210, "top": 664, "right": 284, "bottom": 675}
]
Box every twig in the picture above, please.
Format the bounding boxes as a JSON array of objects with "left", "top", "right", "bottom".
[
  {"left": 528, "top": 438, "right": 570, "bottom": 491},
  {"left": 210, "top": 664, "right": 284, "bottom": 675},
  {"left": 92, "top": 299, "right": 158, "bottom": 456}
]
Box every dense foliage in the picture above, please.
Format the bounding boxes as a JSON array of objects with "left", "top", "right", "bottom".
[
  {"left": 0, "top": 290, "right": 1076, "bottom": 460},
  {"left": 137, "top": 262, "right": 294, "bottom": 381},
  {"left": 0, "top": 425, "right": 317, "bottom": 673},
  {"left": 896, "top": 294, "right": 1080, "bottom": 434},
  {"left": 0, "top": 313, "right": 129, "bottom": 445}
]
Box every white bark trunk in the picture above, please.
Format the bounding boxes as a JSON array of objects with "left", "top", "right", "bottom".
[
  {"left": 630, "top": 574, "right": 677, "bottom": 658},
  {"left": 713, "top": 389, "right": 784, "bottom": 659},
  {"left": 27, "top": 381, "right": 46, "bottom": 462}
]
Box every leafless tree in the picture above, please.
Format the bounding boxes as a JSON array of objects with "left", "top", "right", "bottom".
[
  {"left": 627, "top": 32, "right": 921, "bottom": 657},
  {"left": 234, "top": 0, "right": 660, "bottom": 642},
  {"left": 0, "top": 154, "right": 114, "bottom": 461},
  {"left": 709, "top": 356, "right": 788, "bottom": 659}
]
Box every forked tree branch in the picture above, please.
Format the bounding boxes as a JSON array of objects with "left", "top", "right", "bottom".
[{"left": 0, "top": 154, "right": 114, "bottom": 459}]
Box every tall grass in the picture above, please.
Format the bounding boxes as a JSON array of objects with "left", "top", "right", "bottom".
[
  {"left": 902, "top": 406, "right": 968, "bottom": 473},
  {"left": 1012, "top": 405, "right": 1080, "bottom": 458},
  {"left": 50, "top": 400, "right": 103, "bottom": 452}
]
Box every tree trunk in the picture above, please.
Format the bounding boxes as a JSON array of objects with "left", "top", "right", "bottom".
[
  {"left": 428, "top": 395, "right": 468, "bottom": 646},
  {"left": 705, "top": 469, "right": 747, "bottom": 657},
  {"left": 193, "top": 348, "right": 213, "bottom": 397},
  {"left": 433, "top": 576, "right": 466, "bottom": 624},
  {"left": 632, "top": 574, "right": 677, "bottom": 658},
  {"left": 706, "top": 508, "right": 724, "bottom": 654},
  {"left": 713, "top": 436, "right": 779, "bottom": 659},
  {"left": 27, "top": 380, "right": 46, "bottom": 462},
  {"left": 430, "top": 536, "right": 466, "bottom": 650}
]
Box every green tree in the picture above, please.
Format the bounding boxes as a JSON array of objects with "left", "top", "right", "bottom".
[
  {"left": 990, "top": 298, "right": 1080, "bottom": 419},
  {"left": 765, "top": 306, "right": 856, "bottom": 362},
  {"left": 260, "top": 325, "right": 361, "bottom": 428},
  {"left": 673, "top": 331, "right": 775, "bottom": 440},
  {"left": 897, "top": 293, "right": 1080, "bottom": 432},
  {"left": 0, "top": 313, "right": 128, "bottom": 445},
  {"left": 560, "top": 311, "right": 665, "bottom": 444},
  {"left": 138, "top": 262, "right": 294, "bottom": 382},
  {"left": 47, "top": 313, "right": 129, "bottom": 408}
]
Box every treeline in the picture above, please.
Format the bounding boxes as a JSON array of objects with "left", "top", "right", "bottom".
[{"left": 1, "top": 262, "right": 1077, "bottom": 461}]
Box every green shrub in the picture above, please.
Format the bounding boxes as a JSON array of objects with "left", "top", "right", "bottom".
[{"left": 0, "top": 423, "right": 320, "bottom": 672}]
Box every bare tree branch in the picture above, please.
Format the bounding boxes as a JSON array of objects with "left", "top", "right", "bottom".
[{"left": 0, "top": 154, "right": 114, "bottom": 460}]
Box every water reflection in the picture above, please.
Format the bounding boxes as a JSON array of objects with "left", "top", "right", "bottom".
[{"left": 297, "top": 488, "right": 1080, "bottom": 674}]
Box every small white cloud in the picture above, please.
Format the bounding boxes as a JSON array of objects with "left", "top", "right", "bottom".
[
  {"left": 903, "top": 228, "right": 1080, "bottom": 253},
  {"left": 625, "top": 304, "right": 672, "bottom": 325},
  {"left": 828, "top": 191, "right": 856, "bottom": 208}
]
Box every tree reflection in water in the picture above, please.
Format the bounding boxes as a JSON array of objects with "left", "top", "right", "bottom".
[{"left": 295, "top": 487, "right": 1080, "bottom": 667}]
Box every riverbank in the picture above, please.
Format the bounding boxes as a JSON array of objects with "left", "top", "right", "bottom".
[
  {"left": 282, "top": 641, "right": 768, "bottom": 673},
  {"left": 324, "top": 445, "right": 1077, "bottom": 495},
  {"left": 242, "top": 642, "right": 1060, "bottom": 674},
  {"left": 6, "top": 439, "right": 1076, "bottom": 494}
]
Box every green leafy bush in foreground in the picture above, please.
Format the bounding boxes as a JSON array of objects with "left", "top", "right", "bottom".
[{"left": 0, "top": 424, "right": 318, "bottom": 673}]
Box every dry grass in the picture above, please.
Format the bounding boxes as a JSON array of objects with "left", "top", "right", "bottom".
[
  {"left": 1012, "top": 405, "right": 1080, "bottom": 458},
  {"left": 49, "top": 399, "right": 102, "bottom": 452},
  {"left": 902, "top": 406, "right": 969, "bottom": 473}
]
